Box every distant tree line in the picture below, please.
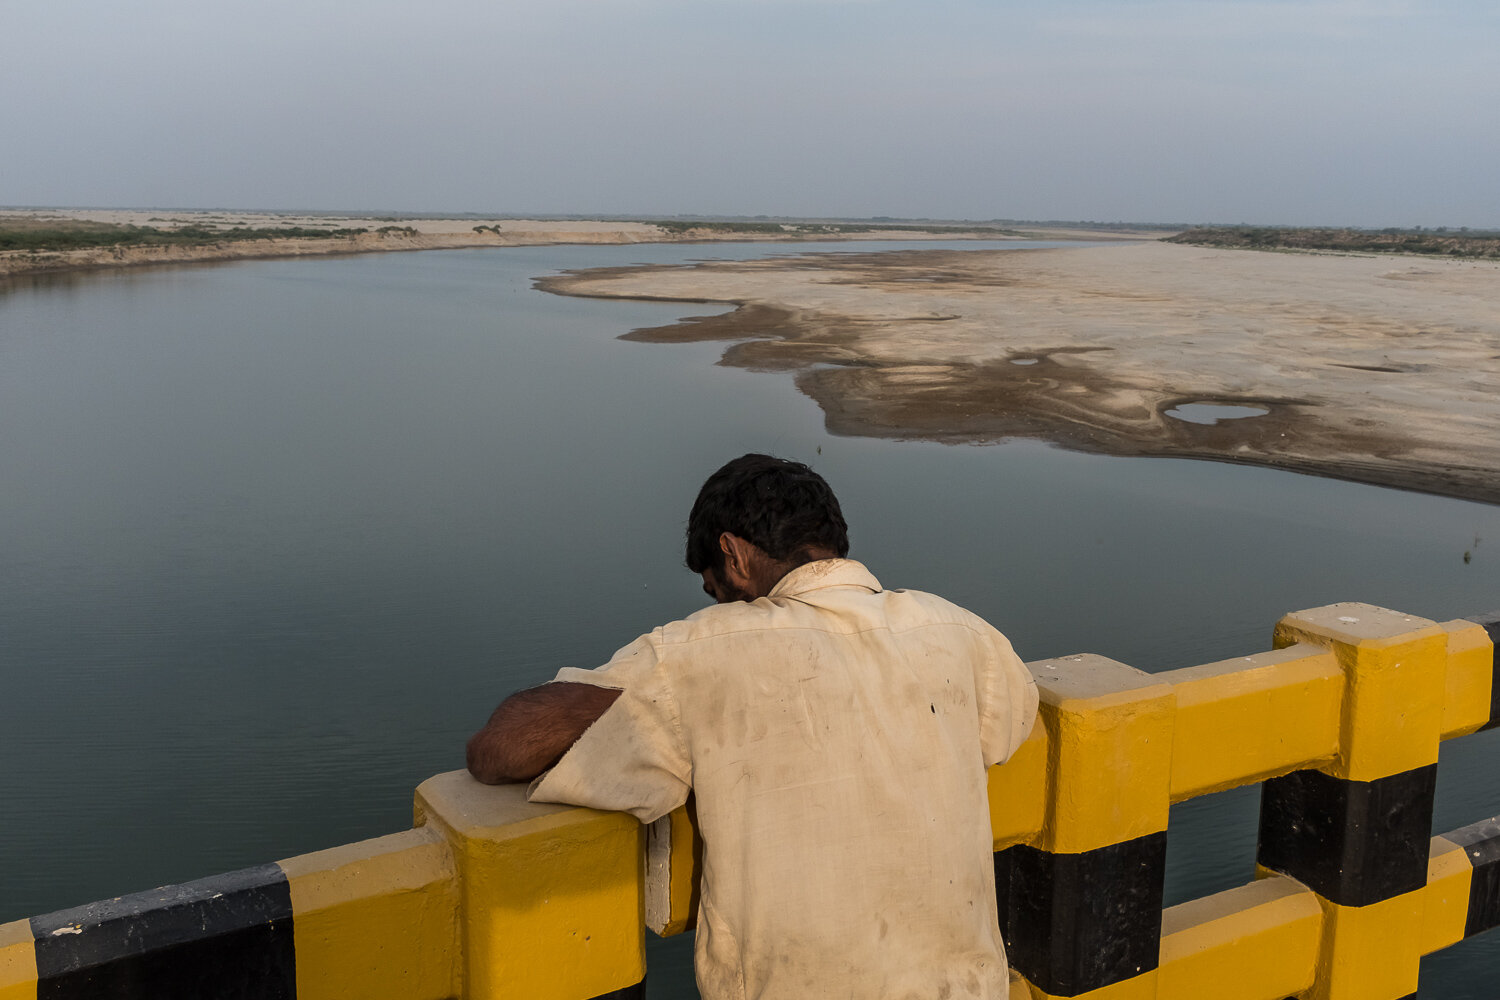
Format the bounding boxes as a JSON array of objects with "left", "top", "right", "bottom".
[
  {"left": 0, "top": 223, "right": 370, "bottom": 253},
  {"left": 1166, "top": 226, "right": 1500, "bottom": 259},
  {"left": 644, "top": 220, "right": 1019, "bottom": 236},
  {"left": 648, "top": 220, "right": 790, "bottom": 234}
]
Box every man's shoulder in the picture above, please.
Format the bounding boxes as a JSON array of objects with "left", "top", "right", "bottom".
[
  {"left": 877, "top": 586, "right": 1006, "bottom": 636},
  {"left": 653, "top": 582, "right": 1001, "bottom": 648},
  {"left": 654, "top": 598, "right": 784, "bottom": 648}
]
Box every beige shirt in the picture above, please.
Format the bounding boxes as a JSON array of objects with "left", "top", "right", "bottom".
[{"left": 531, "top": 559, "right": 1038, "bottom": 1000}]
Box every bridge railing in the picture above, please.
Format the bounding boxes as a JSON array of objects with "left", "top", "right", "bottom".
[
  {"left": 1, "top": 602, "right": 1497, "bottom": 1000},
  {"left": 647, "top": 602, "right": 1500, "bottom": 1000}
]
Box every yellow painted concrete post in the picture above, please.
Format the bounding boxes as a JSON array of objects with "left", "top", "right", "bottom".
[
  {"left": 1031, "top": 654, "right": 1175, "bottom": 858},
  {"left": 1437, "top": 619, "right": 1496, "bottom": 739},
  {"left": 0, "top": 919, "right": 36, "bottom": 1000},
  {"left": 987, "top": 724, "right": 1049, "bottom": 850},
  {"left": 999, "top": 654, "right": 1174, "bottom": 1000},
  {"left": 415, "top": 771, "right": 645, "bottom": 1000},
  {"left": 1420, "top": 837, "right": 1475, "bottom": 957},
  {"left": 1273, "top": 604, "right": 1447, "bottom": 784},
  {"left": 1268, "top": 604, "right": 1449, "bottom": 1000},
  {"left": 277, "top": 827, "right": 460, "bottom": 1000}
]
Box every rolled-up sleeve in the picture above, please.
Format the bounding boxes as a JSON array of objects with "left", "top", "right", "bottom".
[
  {"left": 973, "top": 625, "right": 1039, "bottom": 767},
  {"left": 529, "top": 633, "right": 693, "bottom": 824}
]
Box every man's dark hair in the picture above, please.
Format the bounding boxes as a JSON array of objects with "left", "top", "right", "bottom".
[{"left": 686, "top": 454, "right": 850, "bottom": 573}]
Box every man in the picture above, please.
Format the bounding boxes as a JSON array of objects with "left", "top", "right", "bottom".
[{"left": 467, "top": 454, "right": 1038, "bottom": 1000}]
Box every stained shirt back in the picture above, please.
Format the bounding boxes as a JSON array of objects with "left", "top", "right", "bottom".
[{"left": 530, "top": 559, "right": 1038, "bottom": 1000}]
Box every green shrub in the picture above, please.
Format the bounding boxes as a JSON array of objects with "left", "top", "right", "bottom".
[{"left": 0, "top": 222, "right": 368, "bottom": 252}]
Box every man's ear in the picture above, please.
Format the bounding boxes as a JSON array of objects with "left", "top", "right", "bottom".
[{"left": 718, "top": 532, "right": 755, "bottom": 589}]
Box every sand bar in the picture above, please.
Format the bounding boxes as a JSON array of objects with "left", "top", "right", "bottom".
[
  {"left": 538, "top": 241, "right": 1500, "bottom": 504},
  {"left": 0, "top": 208, "right": 1058, "bottom": 278}
]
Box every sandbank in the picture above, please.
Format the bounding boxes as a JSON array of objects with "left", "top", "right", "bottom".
[
  {"left": 0, "top": 208, "right": 1059, "bottom": 279},
  {"left": 537, "top": 241, "right": 1500, "bottom": 504}
]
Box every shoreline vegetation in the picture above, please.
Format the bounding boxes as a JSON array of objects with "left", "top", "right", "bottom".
[
  {"left": 1168, "top": 225, "right": 1500, "bottom": 259},
  {"left": 0, "top": 208, "right": 1160, "bottom": 279},
  {"left": 0, "top": 221, "right": 378, "bottom": 252},
  {"left": 7, "top": 208, "right": 1497, "bottom": 280}
]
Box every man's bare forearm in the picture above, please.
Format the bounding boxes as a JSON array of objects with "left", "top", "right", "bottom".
[{"left": 466, "top": 682, "right": 623, "bottom": 784}]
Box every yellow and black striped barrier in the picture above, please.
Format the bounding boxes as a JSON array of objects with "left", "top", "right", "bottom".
[
  {"left": 0, "top": 602, "right": 1497, "bottom": 1000},
  {"left": 648, "top": 603, "right": 1500, "bottom": 1000},
  {"left": 0, "top": 782, "right": 644, "bottom": 1000}
]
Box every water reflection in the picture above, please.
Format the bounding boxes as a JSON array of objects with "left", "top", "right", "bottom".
[
  {"left": 1, "top": 242, "right": 1497, "bottom": 1000},
  {"left": 1163, "top": 402, "right": 1271, "bottom": 424}
]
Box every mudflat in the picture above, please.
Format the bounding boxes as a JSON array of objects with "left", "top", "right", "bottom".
[{"left": 539, "top": 241, "right": 1500, "bottom": 503}]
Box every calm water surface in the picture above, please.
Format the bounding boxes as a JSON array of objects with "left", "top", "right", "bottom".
[{"left": 2, "top": 242, "right": 1498, "bottom": 997}]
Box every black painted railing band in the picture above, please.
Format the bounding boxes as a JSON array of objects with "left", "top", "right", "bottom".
[
  {"left": 1258, "top": 764, "right": 1437, "bottom": 908},
  {"left": 30, "top": 863, "right": 295, "bottom": 1000},
  {"left": 591, "top": 980, "right": 647, "bottom": 1000},
  {"left": 994, "top": 831, "right": 1167, "bottom": 997},
  {"left": 1445, "top": 817, "right": 1500, "bottom": 938}
]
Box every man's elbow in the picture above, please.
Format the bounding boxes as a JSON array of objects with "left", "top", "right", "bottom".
[{"left": 466, "top": 731, "right": 529, "bottom": 785}]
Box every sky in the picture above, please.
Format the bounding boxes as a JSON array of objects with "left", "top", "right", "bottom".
[{"left": 2, "top": 0, "right": 1496, "bottom": 227}]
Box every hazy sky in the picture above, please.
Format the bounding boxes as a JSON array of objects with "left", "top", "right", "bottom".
[{"left": 3, "top": 0, "right": 1495, "bottom": 226}]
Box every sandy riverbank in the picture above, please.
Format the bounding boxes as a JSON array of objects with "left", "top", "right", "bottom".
[
  {"left": 0, "top": 208, "right": 1071, "bottom": 278},
  {"left": 538, "top": 241, "right": 1500, "bottom": 504}
]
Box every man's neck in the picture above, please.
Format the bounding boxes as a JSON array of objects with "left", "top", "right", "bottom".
[{"left": 761, "top": 549, "right": 840, "bottom": 594}]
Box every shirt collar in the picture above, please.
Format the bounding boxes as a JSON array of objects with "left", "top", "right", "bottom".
[{"left": 768, "top": 558, "right": 882, "bottom": 600}]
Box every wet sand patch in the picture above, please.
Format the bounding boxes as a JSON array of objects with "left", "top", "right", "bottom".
[{"left": 538, "top": 242, "right": 1500, "bottom": 504}]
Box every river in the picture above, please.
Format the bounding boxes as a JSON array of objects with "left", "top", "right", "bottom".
[{"left": 1, "top": 241, "right": 1497, "bottom": 996}]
